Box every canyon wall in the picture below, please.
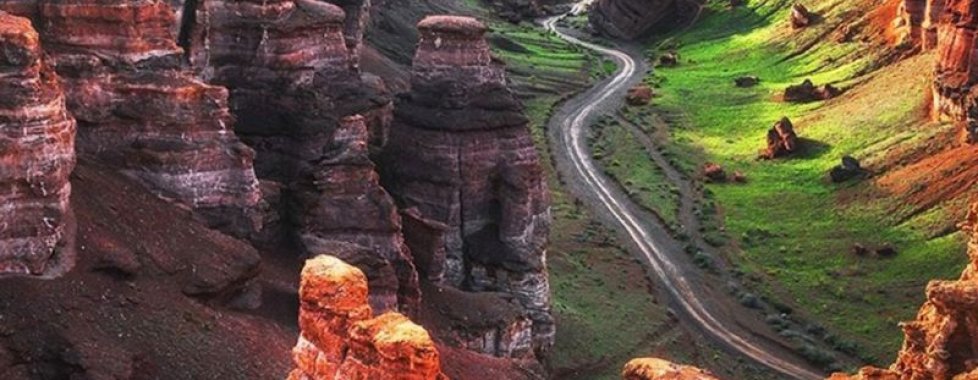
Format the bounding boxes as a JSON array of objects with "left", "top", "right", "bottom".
[
  {"left": 383, "top": 15, "right": 554, "bottom": 354},
  {"left": 896, "top": 0, "right": 946, "bottom": 49},
  {"left": 0, "top": 11, "right": 76, "bottom": 276},
  {"left": 589, "top": 0, "right": 678, "bottom": 40},
  {"left": 0, "top": 0, "right": 263, "bottom": 237},
  {"left": 288, "top": 255, "right": 445, "bottom": 380},
  {"left": 187, "top": 0, "right": 418, "bottom": 313}
]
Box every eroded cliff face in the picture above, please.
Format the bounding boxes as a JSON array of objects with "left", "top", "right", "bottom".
[
  {"left": 0, "top": 11, "right": 76, "bottom": 277},
  {"left": 589, "top": 0, "right": 678, "bottom": 40},
  {"left": 383, "top": 15, "right": 554, "bottom": 355},
  {"left": 186, "top": 0, "right": 417, "bottom": 312},
  {"left": 288, "top": 255, "right": 446, "bottom": 380},
  {"left": 932, "top": 0, "right": 978, "bottom": 141},
  {"left": 0, "top": 0, "right": 263, "bottom": 237},
  {"left": 895, "top": 0, "right": 946, "bottom": 48}
]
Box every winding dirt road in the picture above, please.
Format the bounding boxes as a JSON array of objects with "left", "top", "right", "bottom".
[{"left": 542, "top": 8, "right": 823, "bottom": 380}]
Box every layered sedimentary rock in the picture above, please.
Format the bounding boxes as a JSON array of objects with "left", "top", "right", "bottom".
[
  {"left": 0, "top": 11, "right": 76, "bottom": 276},
  {"left": 895, "top": 0, "right": 945, "bottom": 48},
  {"left": 932, "top": 0, "right": 978, "bottom": 138},
  {"left": 829, "top": 202, "right": 978, "bottom": 379},
  {"left": 589, "top": 0, "right": 678, "bottom": 40},
  {"left": 622, "top": 358, "right": 720, "bottom": 380},
  {"left": 0, "top": 0, "right": 263, "bottom": 236},
  {"left": 188, "top": 0, "right": 416, "bottom": 311},
  {"left": 288, "top": 255, "right": 445, "bottom": 380},
  {"left": 296, "top": 115, "right": 420, "bottom": 313},
  {"left": 383, "top": 15, "right": 554, "bottom": 354}
]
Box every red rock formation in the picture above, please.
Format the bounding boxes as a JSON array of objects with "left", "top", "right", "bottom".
[
  {"left": 0, "top": 0, "right": 264, "bottom": 237},
  {"left": 383, "top": 15, "right": 554, "bottom": 354},
  {"left": 829, "top": 202, "right": 978, "bottom": 379},
  {"left": 589, "top": 0, "right": 678, "bottom": 40},
  {"left": 932, "top": 0, "right": 978, "bottom": 140},
  {"left": 288, "top": 255, "right": 446, "bottom": 380},
  {"left": 627, "top": 84, "right": 654, "bottom": 106},
  {"left": 760, "top": 117, "right": 799, "bottom": 159},
  {"left": 0, "top": 11, "right": 76, "bottom": 276},
  {"left": 622, "top": 358, "right": 720, "bottom": 380},
  {"left": 895, "top": 0, "right": 945, "bottom": 48},
  {"left": 188, "top": 0, "right": 416, "bottom": 312}
]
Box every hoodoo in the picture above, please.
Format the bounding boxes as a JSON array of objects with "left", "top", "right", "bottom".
[
  {"left": 189, "top": 0, "right": 417, "bottom": 311},
  {"left": 288, "top": 255, "right": 445, "bottom": 380},
  {"left": 0, "top": 0, "right": 263, "bottom": 237},
  {"left": 0, "top": 11, "right": 76, "bottom": 276},
  {"left": 384, "top": 15, "right": 554, "bottom": 354}
]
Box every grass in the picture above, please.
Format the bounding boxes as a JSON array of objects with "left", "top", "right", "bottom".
[
  {"left": 621, "top": 0, "right": 970, "bottom": 363},
  {"left": 590, "top": 115, "right": 682, "bottom": 231}
]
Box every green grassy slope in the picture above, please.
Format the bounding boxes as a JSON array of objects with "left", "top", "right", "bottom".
[{"left": 627, "top": 0, "right": 969, "bottom": 362}]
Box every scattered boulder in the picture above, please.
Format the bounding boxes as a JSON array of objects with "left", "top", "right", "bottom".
[
  {"left": 875, "top": 244, "right": 898, "bottom": 258},
  {"left": 735, "top": 76, "right": 760, "bottom": 87},
  {"left": 288, "top": 255, "right": 447, "bottom": 380},
  {"left": 658, "top": 52, "right": 679, "bottom": 67},
  {"left": 829, "top": 155, "right": 867, "bottom": 182},
  {"left": 626, "top": 84, "right": 654, "bottom": 105},
  {"left": 703, "top": 163, "right": 727, "bottom": 183},
  {"left": 732, "top": 171, "right": 747, "bottom": 183},
  {"left": 791, "top": 4, "right": 813, "bottom": 29},
  {"left": 852, "top": 243, "right": 869, "bottom": 256},
  {"left": 759, "top": 117, "right": 799, "bottom": 159},
  {"left": 784, "top": 79, "right": 840, "bottom": 102}
]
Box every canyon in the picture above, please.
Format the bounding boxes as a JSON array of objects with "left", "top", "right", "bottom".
[{"left": 0, "top": 0, "right": 557, "bottom": 377}]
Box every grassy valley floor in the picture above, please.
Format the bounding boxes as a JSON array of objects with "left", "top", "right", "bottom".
[{"left": 606, "top": 0, "right": 971, "bottom": 365}]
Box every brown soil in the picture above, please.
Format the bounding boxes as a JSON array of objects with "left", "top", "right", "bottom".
[{"left": 0, "top": 160, "right": 301, "bottom": 379}]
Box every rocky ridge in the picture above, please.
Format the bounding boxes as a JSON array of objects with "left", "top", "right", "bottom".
[
  {"left": 383, "top": 15, "right": 554, "bottom": 355},
  {"left": 0, "top": 11, "right": 76, "bottom": 277}
]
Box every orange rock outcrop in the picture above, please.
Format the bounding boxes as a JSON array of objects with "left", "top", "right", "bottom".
[
  {"left": 622, "top": 358, "right": 720, "bottom": 380},
  {"left": 288, "top": 255, "right": 446, "bottom": 380}
]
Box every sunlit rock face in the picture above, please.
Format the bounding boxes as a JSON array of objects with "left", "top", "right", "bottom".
[
  {"left": 0, "top": 0, "right": 264, "bottom": 237},
  {"left": 829, "top": 202, "right": 978, "bottom": 379},
  {"left": 383, "top": 15, "right": 554, "bottom": 355},
  {"left": 288, "top": 255, "right": 446, "bottom": 380},
  {"left": 932, "top": 0, "right": 978, "bottom": 142},
  {"left": 0, "top": 11, "right": 76, "bottom": 276},
  {"left": 188, "top": 0, "right": 416, "bottom": 312},
  {"left": 622, "top": 358, "right": 720, "bottom": 380},
  {"left": 588, "top": 0, "right": 677, "bottom": 40}
]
